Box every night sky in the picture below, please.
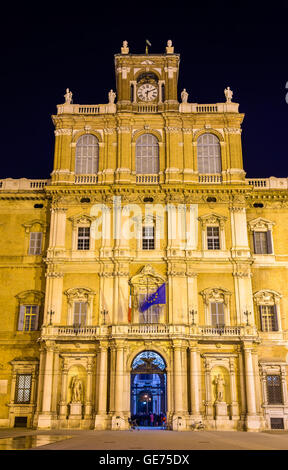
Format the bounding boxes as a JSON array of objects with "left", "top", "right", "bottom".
[{"left": 0, "top": 2, "right": 287, "bottom": 180}]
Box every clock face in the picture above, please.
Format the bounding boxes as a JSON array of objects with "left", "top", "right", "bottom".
[{"left": 137, "top": 83, "right": 158, "bottom": 102}]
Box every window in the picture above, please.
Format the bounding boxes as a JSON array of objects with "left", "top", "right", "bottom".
[
  {"left": 207, "top": 226, "right": 220, "bottom": 250},
  {"left": 270, "top": 418, "right": 284, "bottom": 429},
  {"left": 197, "top": 133, "right": 221, "bottom": 174},
  {"left": 77, "top": 227, "right": 90, "bottom": 250},
  {"left": 136, "top": 134, "right": 159, "bottom": 174},
  {"left": 75, "top": 134, "right": 99, "bottom": 174},
  {"left": 18, "top": 305, "right": 39, "bottom": 331},
  {"left": 253, "top": 231, "right": 272, "bottom": 254},
  {"left": 266, "top": 375, "right": 283, "bottom": 404},
  {"left": 211, "top": 302, "right": 225, "bottom": 327},
  {"left": 260, "top": 305, "right": 278, "bottom": 332},
  {"left": 28, "top": 232, "right": 42, "bottom": 255},
  {"left": 15, "top": 374, "right": 32, "bottom": 404},
  {"left": 73, "top": 302, "right": 87, "bottom": 326},
  {"left": 142, "top": 226, "right": 155, "bottom": 250},
  {"left": 138, "top": 293, "right": 160, "bottom": 323}
]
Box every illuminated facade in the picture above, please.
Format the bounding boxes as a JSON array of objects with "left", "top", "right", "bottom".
[{"left": 0, "top": 40, "right": 288, "bottom": 431}]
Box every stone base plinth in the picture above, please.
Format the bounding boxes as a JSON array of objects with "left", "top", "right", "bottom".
[
  {"left": 245, "top": 414, "right": 261, "bottom": 432},
  {"left": 215, "top": 401, "right": 228, "bottom": 418},
  {"left": 69, "top": 402, "right": 82, "bottom": 417},
  {"left": 37, "top": 413, "right": 53, "bottom": 429},
  {"left": 171, "top": 414, "right": 188, "bottom": 431},
  {"left": 111, "top": 414, "right": 128, "bottom": 430},
  {"left": 95, "top": 414, "right": 110, "bottom": 430}
]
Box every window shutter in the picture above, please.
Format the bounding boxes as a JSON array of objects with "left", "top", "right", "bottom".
[
  {"left": 18, "top": 305, "right": 25, "bottom": 331},
  {"left": 266, "top": 230, "right": 273, "bottom": 254},
  {"left": 217, "top": 303, "right": 225, "bottom": 327},
  {"left": 259, "top": 305, "right": 264, "bottom": 331},
  {"left": 273, "top": 304, "right": 278, "bottom": 331},
  {"left": 34, "top": 305, "right": 40, "bottom": 330},
  {"left": 253, "top": 232, "right": 258, "bottom": 254}
]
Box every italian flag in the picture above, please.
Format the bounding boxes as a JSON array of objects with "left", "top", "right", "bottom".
[{"left": 128, "top": 285, "right": 132, "bottom": 323}]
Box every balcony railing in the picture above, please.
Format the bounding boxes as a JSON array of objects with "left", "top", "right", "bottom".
[
  {"left": 136, "top": 174, "right": 160, "bottom": 184},
  {"left": 246, "top": 177, "right": 288, "bottom": 189},
  {"left": 127, "top": 323, "right": 170, "bottom": 335},
  {"left": 136, "top": 103, "right": 159, "bottom": 113},
  {"left": 198, "top": 326, "right": 242, "bottom": 336},
  {"left": 74, "top": 174, "right": 98, "bottom": 184},
  {"left": 198, "top": 174, "right": 222, "bottom": 183},
  {"left": 0, "top": 178, "right": 50, "bottom": 190}
]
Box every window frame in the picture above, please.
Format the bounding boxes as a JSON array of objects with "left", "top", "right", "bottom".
[
  {"left": 135, "top": 133, "right": 160, "bottom": 175},
  {"left": 75, "top": 134, "right": 99, "bottom": 175},
  {"left": 28, "top": 231, "right": 43, "bottom": 255},
  {"left": 197, "top": 133, "right": 222, "bottom": 174},
  {"left": 15, "top": 374, "right": 32, "bottom": 404}
]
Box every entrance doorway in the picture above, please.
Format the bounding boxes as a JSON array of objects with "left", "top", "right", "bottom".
[{"left": 131, "top": 351, "right": 167, "bottom": 427}]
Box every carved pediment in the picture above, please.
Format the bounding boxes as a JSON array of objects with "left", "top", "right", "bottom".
[
  {"left": 68, "top": 214, "right": 97, "bottom": 228},
  {"left": 64, "top": 287, "right": 95, "bottom": 305},
  {"left": 200, "top": 287, "right": 231, "bottom": 305},
  {"left": 248, "top": 217, "right": 275, "bottom": 231},
  {"left": 130, "top": 265, "right": 166, "bottom": 294},
  {"left": 198, "top": 213, "right": 227, "bottom": 228},
  {"left": 253, "top": 289, "right": 281, "bottom": 305}
]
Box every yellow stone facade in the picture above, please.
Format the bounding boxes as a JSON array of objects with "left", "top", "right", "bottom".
[{"left": 0, "top": 41, "right": 288, "bottom": 431}]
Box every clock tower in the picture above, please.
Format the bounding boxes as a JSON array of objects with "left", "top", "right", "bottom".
[{"left": 114, "top": 40, "right": 180, "bottom": 112}]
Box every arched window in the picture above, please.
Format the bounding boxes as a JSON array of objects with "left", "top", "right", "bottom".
[
  {"left": 75, "top": 134, "right": 99, "bottom": 174},
  {"left": 197, "top": 133, "right": 221, "bottom": 174},
  {"left": 136, "top": 134, "right": 159, "bottom": 174}
]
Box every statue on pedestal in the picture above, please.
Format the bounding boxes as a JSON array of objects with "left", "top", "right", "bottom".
[
  {"left": 224, "top": 86, "right": 233, "bottom": 103},
  {"left": 121, "top": 40, "right": 129, "bottom": 54},
  {"left": 181, "top": 88, "right": 188, "bottom": 103},
  {"left": 215, "top": 374, "right": 225, "bottom": 402},
  {"left": 64, "top": 88, "right": 73, "bottom": 104},
  {"left": 71, "top": 376, "right": 83, "bottom": 403},
  {"left": 166, "top": 39, "right": 174, "bottom": 54},
  {"left": 108, "top": 89, "right": 116, "bottom": 104}
]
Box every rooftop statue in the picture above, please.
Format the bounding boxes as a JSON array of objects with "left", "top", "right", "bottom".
[
  {"left": 64, "top": 88, "right": 73, "bottom": 104},
  {"left": 108, "top": 89, "right": 116, "bottom": 104},
  {"left": 181, "top": 88, "right": 188, "bottom": 103},
  {"left": 224, "top": 86, "right": 233, "bottom": 103}
]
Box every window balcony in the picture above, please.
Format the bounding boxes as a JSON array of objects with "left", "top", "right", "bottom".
[
  {"left": 74, "top": 174, "right": 98, "bottom": 184},
  {"left": 136, "top": 174, "right": 160, "bottom": 184},
  {"left": 198, "top": 174, "right": 222, "bottom": 183}
]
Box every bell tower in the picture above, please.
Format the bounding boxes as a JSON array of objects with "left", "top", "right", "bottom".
[{"left": 114, "top": 40, "right": 180, "bottom": 112}]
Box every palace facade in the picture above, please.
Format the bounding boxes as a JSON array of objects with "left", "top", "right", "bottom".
[{"left": 0, "top": 40, "right": 288, "bottom": 432}]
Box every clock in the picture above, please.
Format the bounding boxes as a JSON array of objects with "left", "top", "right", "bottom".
[{"left": 137, "top": 83, "right": 158, "bottom": 102}]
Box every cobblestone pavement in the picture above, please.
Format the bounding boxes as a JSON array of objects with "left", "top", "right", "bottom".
[{"left": 0, "top": 428, "right": 288, "bottom": 450}]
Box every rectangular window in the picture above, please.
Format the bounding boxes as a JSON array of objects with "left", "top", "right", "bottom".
[
  {"left": 73, "top": 302, "right": 87, "bottom": 326},
  {"left": 266, "top": 375, "right": 283, "bottom": 404},
  {"left": 18, "top": 305, "right": 39, "bottom": 331},
  {"left": 253, "top": 231, "right": 273, "bottom": 254},
  {"left": 207, "top": 226, "right": 220, "bottom": 250},
  {"left": 260, "top": 305, "right": 278, "bottom": 332},
  {"left": 211, "top": 302, "right": 225, "bottom": 327},
  {"left": 138, "top": 293, "right": 160, "bottom": 323},
  {"left": 270, "top": 418, "right": 284, "bottom": 429},
  {"left": 28, "top": 232, "right": 42, "bottom": 255},
  {"left": 15, "top": 374, "right": 32, "bottom": 404},
  {"left": 77, "top": 227, "right": 90, "bottom": 250},
  {"left": 142, "top": 226, "right": 155, "bottom": 250}
]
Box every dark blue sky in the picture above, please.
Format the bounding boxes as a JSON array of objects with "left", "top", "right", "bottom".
[{"left": 1, "top": 1, "right": 287, "bottom": 179}]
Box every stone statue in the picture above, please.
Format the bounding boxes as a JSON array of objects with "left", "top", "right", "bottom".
[
  {"left": 215, "top": 374, "right": 225, "bottom": 402},
  {"left": 181, "top": 88, "right": 188, "bottom": 103},
  {"left": 71, "top": 376, "right": 83, "bottom": 402},
  {"left": 166, "top": 39, "right": 174, "bottom": 54},
  {"left": 121, "top": 40, "right": 129, "bottom": 54},
  {"left": 224, "top": 86, "right": 233, "bottom": 103},
  {"left": 64, "top": 88, "right": 73, "bottom": 104},
  {"left": 108, "top": 89, "right": 116, "bottom": 104}
]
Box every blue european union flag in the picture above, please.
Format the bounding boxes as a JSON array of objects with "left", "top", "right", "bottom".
[{"left": 139, "top": 283, "right": 166, "bottom": 313}]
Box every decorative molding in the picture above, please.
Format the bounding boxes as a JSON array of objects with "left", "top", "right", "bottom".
[
  {"left": 200, "top": 287, "right": 232, "bottom": 306},
  {"left": 253, "top": 289, "right": 282, "bottom": 306},
  {"left": 54, "top": 129, "right": 72, "bottom": 136}
]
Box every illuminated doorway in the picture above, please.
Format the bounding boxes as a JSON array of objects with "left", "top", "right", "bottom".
[{"left": 130, "top": 351, "right": 167, "bottom": 427}]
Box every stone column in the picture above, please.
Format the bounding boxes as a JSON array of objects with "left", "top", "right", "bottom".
[
  {"left": 243, "top": 343, "right": 260, "bottom": 431},
  {"left": 112, "top": 342, "right": 126, "bottom": 430},
  {"left": 37, "top": 343, "right": 55, "bottom": 428},
  {"left": 229, "top": 357, "right": 239, "bottom": 419},
  {"left": 203, "top": 357, "right": 213, "bottom": 419},
  {"left": 84, "top": 357, "right": 94, "bottom": 419},
  {"left": 59, "top": 360, "right": 68, "bottom": 419},
  {"left": 95, "top": 344, "right": 108, "bottom": 429},
  {"left": 172, "top": 341, "right": 188, "bottom": 430},
  {"left": 189, "top": 343, "right": 201, "bottom": 418}
]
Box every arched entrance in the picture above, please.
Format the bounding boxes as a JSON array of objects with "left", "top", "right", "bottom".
[{"left": 131, "top": 351, "right": 167, "bottom": 428}]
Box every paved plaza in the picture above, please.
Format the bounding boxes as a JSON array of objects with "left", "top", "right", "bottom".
[{"left": 0, "top": 428, "right": 287, "bottom": 450}]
